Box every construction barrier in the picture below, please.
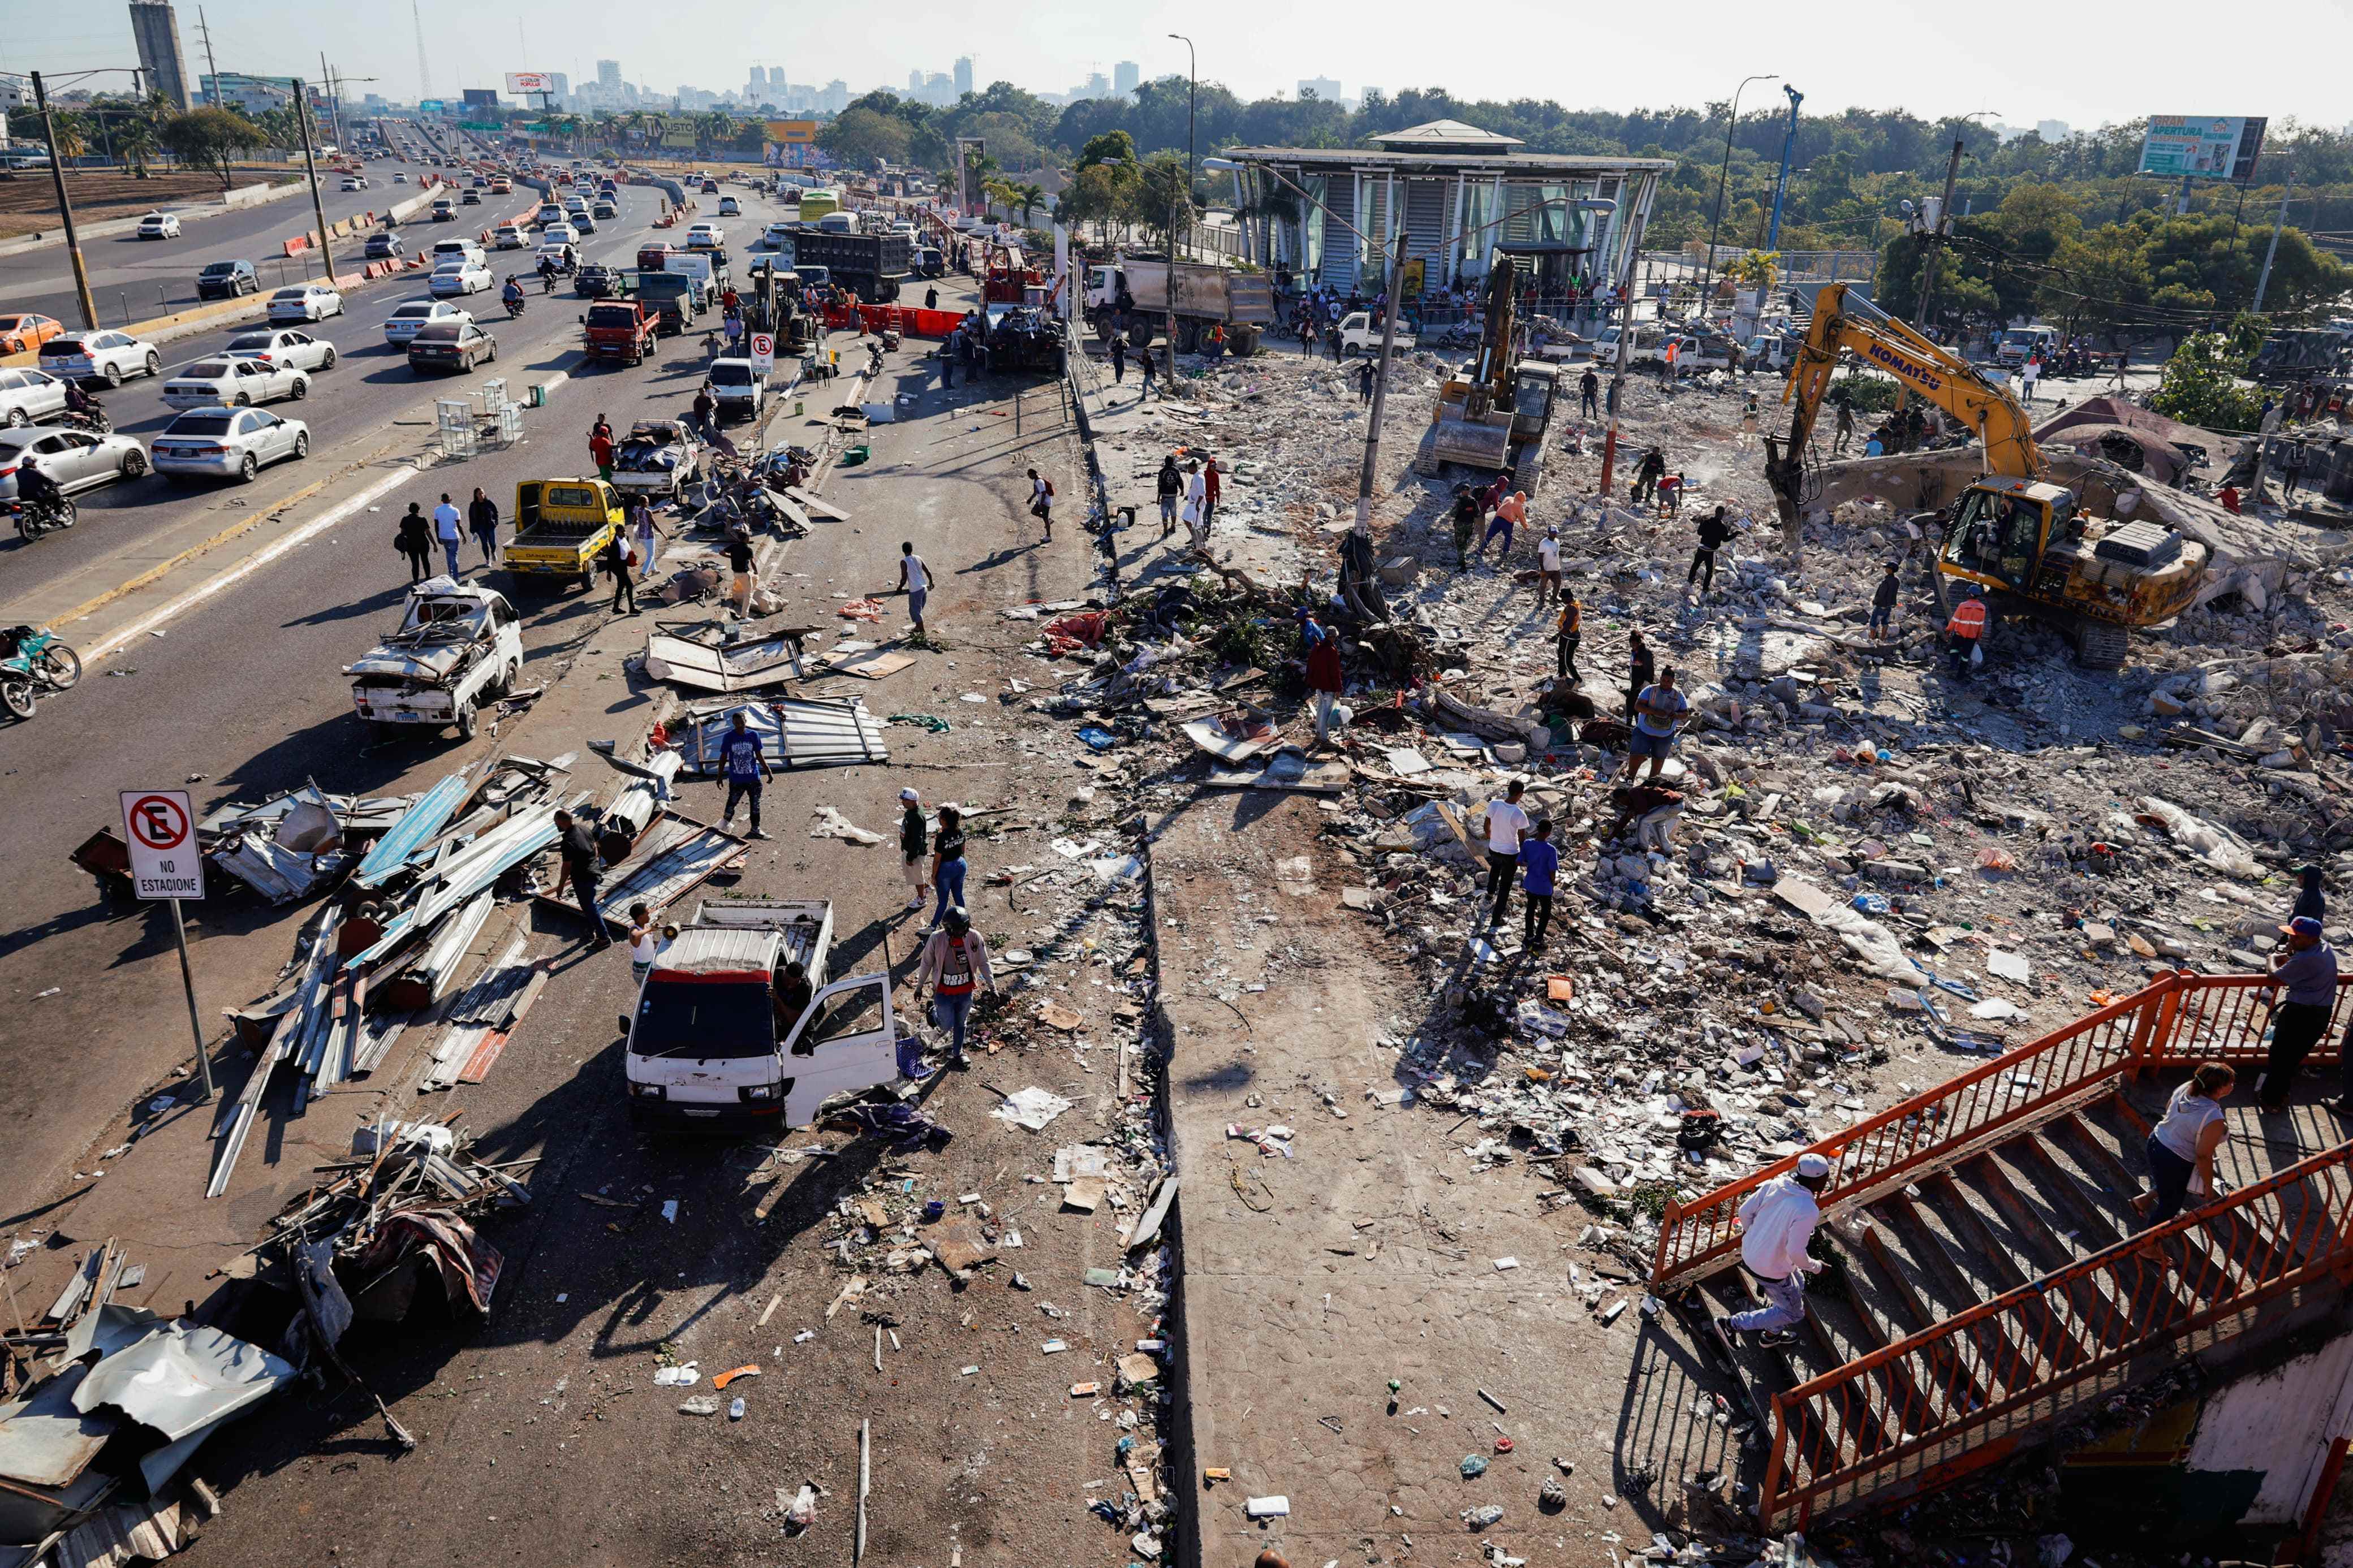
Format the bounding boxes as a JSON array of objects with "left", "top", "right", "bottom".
[{"left": 283, "top": 236, "right": 311, "bottom": 257}]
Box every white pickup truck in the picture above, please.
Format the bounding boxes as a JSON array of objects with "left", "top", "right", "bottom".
[
  {"left": 610, "top": 420, "right": 706, "bottom": 500},
  {"left": 345, "top": 578, "right": 525, "bottom": 742},
  {"left": 1337, "top": 311, "right": 1419, "bottom": 357}
]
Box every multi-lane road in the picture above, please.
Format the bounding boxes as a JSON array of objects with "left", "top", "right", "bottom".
[{"left": 0, "top": 160, "right": 827, "bottom": 1204}]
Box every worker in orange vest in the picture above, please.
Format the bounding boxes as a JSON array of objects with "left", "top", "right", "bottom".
[{"left": 1946, "top": 587, "right": 1989, "bottom": 682}]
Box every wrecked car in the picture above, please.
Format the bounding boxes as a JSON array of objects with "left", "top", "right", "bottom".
[
  {"left": 344, "top": 578, "right": 525, "bottom": 742},
  {"left": 610, "top": 420, "right": 705, "bottom": 502}
]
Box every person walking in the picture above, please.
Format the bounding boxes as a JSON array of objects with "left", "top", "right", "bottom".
[
  {"left": 1306, "top": 618, "right": 1344, "bottom": 745},
  {"left": 2132, "top": 1062, "right": 2235, "bottom": 1224},
  {"left": 2260, "top": 917, "right": 2337, "bottom": 1112},
  {"left": 1154, "top": 455, "right": 1182, "bottom": 538},
  {"left": 1201, "top": 455, "right": 1222, "bottom": 529},
  {"left": 589, "top": 419, "right": 615, "bottom": 481},
  {"left": 2281, "top": 438, "right": 2309, "bottom": 502},
  {"left": 1625, "top": 666, "right": 1690, "bottom": 783},
  {"left": 1027, "top": 468, "right": 1055, "bottom": 541},
  {"left": 1869, "top": 561, "right": 1901, "bottom": 641},
  {"left": 1475, "top": 777, "right": 1532, "bottom": 931},
  {"left": 1536, "top": 526, "right": 1562, "bottom": 608},
  {"left": 631, "top": 498, "right": 661, "bottom": 581},
  {"left": 1183, "top": 461, "right": 1208, "bottom": 550},
  {"left": 915, "top": 904, "right": 994, "bottom": 1067},
  {"left": 926, "top": 802, "right": 968, "bottom": 930},
  {"left": 626, "top": 902, "right": 660, "bottom": 989},
  {"left": 1688, "top": 505, "right": 1731, "bottom": 594},
  {"left": 1579, "top": 366, "right": 1600, "bottom": 421},
  {"left": 600, "top": 528, "right": 638, "bottom": 613},
  {"left": 897, "top": 540, "right": 931, "bottom": 643},
  {"left": 1356, "top": 357, "right": 1376, "bottom": 404},
  {"left": 1738, "top": 392, "right": 1761, "bottom": 447},
  {"left": 2294, "top": 865, "right": 2327, "bottom": 926},
  {"left": 1834, "top": 399, "right": 1856, "bottom": 455},
  {"left": 1451, "top": 486, "right": 1481, "bottom": 572},
  {"left": 395, "top": 503, "right": 433, "bottom": 582},
  {"left": 432, "top": 493, "right": 464, "bottom": 578},
  {"left": 1555, "top": 589, "right": 1583, "bottom": 683},
  {"left": 1945, "top": 587, "right": 1989, "bottom": 682},
  {"left": 2019, "top": 352, "right": 2042, "bottom": 406},
  {"left": 1299, "top": 316, "right": 1317, "bottom": 360},
  {"left": 1714, "top": 1152, "right": 1831, "bottom": 1347},
  {"left": 1624, "top": 629, "right": 1654, "bottom": 722},
  {"left": 468, "top": 487, "right": 501, "bottom": 567},
  {"left": 550, "top": 809, "right": 613, "bottom": 949},
  {"left": 1520, "top": 817, "right": 1559, "bottom": 950},
  {"left": 726, "top": 527, "right": 756, "bottom": 617},
  {"left": 691, "top": 386, "right": 716, "bottom": 440},
  {"left": 1109, "top": 333, "right": 1126, "bottom": 384},
  {"left": 1139, "top": 343, "right": 1158, "bottom": 399},
  {"left": 898, "top": 787, "right": 931, "bottom": 912},
  {"left": 714, "top": 710, "right": 774, "bottom": 840}
]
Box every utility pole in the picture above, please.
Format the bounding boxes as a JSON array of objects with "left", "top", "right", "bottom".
[
  {"left": 321, "top": 54, "right": 348, "bottom": 150},
  {"left": 195, "top": 8, "right": 220, "bottom": 105},
  {"left": 1766, "top": 85, "right": 1803, "bottom": 251},
  {"left": 1911, "top": 136, "right": 1963, "bottom": 339},
  {"left": 1597, "top": 171, "right": 1660, "bottom": 499},
  {"left": 1167, "top": 33, "right": 1196, "bottom": 386},
  {"left": 1354, "top": 227, "right": 1410, "bottom": 536},
  {"left": 291, "top": 79, "right": 336, "bottom": 282},
  {"left": 2252, "top": 167, "right": 2294, "bottom": 314},
  {"left": 30, "top": 73, "right": 99, "bottom": 330}
]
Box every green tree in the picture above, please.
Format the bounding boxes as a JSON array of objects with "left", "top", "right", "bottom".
[
  {"left": 820, "top": 106, "right": 912, "bottom": 167},
  {"left": 2149, "top": 331, "right": 2262, "bottom": 431},
  {"left": 1010, "top": 180, "right": 1045, "bottom": 225},
  {"left": 158, "top": 106, "right": 264, "bottom": 190},
  {"left": 1075, "top": 128, "right": 1136, "bottom": 170}
]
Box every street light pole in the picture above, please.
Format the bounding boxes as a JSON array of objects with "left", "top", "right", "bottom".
[
  {"left": 1698, "top": 74, "right": 1777, "bottom": 325},
  {"left": 291, "top": 79, "right": 337, "bottom": 282},
  {"left": 1166, "top": 34, "right": 1195, "bottom": 386},
  {"left": 2252, "top": 167, "right": 2295, "bottom": 314},
  {"left": 31, "top": 72, "right": 101, "bottom": 330}
]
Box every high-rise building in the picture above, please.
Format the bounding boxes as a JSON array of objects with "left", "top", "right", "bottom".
[
  {"left": 545, "top": 71, "right": 568, "bottom": 104},
  {"left": 954, "top": 56, "right": 973, "bottom": 96},
  {"left": 1113, "top": 61, "right": 1139, "bottom": 96},
  {"left": 1083, "top": 71, "right": 1109, "bottom": 98},
  {"left": 2036, "top": 119, "right": 2071, "bottom": 144},
  {"left": 1297, "top": 76, "right": 1341, "bottom": 102},
  {"left": 907, "top": 70, "right": 924, "bottom": 93},
  {"left": 596, "top": 59, "right": 621, "bottom": 91},
  {"left": 819, "top": 80, "right": 848, "bottom": 114},
  {"left": 126, "top": 1, "right": 193, "bottom": 111}
]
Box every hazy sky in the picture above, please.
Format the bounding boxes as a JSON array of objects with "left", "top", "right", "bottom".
[{"left": 9, "top": 0, "right": 2347, "bottom": 133}]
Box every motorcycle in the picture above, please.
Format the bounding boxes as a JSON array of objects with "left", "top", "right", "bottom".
[
  {"left": 59, "top": 404, "right": 111, "bottom": 435},
  {"left": 10, "top": 494, "right": 75, "bottom": 542},
  {"left": 0, "top": 623, "right": 80, "bottom": 720},
  {"left": 504, "top": 295, "right": 526, "bottom": 319}
]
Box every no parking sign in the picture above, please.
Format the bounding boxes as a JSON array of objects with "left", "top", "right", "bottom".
[
  {"left": 749, "top": 331, "right": 775, "bottom": 374},
  {"left": 120, "top": 789, "right": 205, "bottom": 901}
]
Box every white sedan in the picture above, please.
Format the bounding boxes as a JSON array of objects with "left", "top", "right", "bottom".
[
  {"left": 761, "top": 221, "right": 796, "bottom": 248},
  {"left": 161, "top": 356, "right": 309, "bottom": 410},
  {"left": 151, "top": 407, "right": 309, "bottom": 483},
  {"left": 222, "top": 327, "right": 338, "bottom": 374},
  {"left": 540, "top": 222, "right": 580, "bottom": 247},
  {"left": 136, "top": 211, "right": 182, "bottom": 240},
  {"left": 430, "top": 260, "right": 493, "bottom": 297},
  {"left": 383, "top": 299, "right": 471, "bottom": 344},
  {"left": 266, "top": 283, "right": 345, "bottom": 323},
  {"left": 684, "top": 222, "right": 723, "bottom": 250},
  {"left": 493, "top": 224, "right": 527, "bottom": 249}
]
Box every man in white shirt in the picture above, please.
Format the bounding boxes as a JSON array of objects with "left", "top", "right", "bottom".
[
  {"left": 430, "top": 492, "right": 464, "bottom": 578},
  {"left": 1476, "top": 777, "right": 1532, "bottom": 931},
  {"left": 1716, "top": 1151, "right": 1831, "bottom": 1347},
  {"left": 896, "top": 540, "right": 931, "bottom": 643},
  {"left": 1184, "top": 461, "right": 1209, "bottom": 550},
  {"left": 1536, "top": 526, "right": 1562, "bottom": 607}
]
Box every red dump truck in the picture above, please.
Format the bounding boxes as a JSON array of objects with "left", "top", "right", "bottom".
[{"left": 582, "top": 298, "right": 658, "bottom": 367}]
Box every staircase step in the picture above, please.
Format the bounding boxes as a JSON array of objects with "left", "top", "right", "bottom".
[
  {"left": 1874, "top": 1191, "right": 2042, "bottom": 1403},
  {"left": 1846, "top": 1220, "right": 1993, "bottom": 1414},
  {"left": 1964, "top": 1152, "right": 2134, "bottom": 1354},
  {"left": 1919, "top": 1170, "right": 2096, "bottom": 1377}
]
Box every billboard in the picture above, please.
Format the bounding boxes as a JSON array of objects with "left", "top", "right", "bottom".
[
  {"left": 504, "top": 71, "right": 555, "bottom": 97},
  {"left": 418, "top": 99, "right": 446, "bottom": 114},
  {"left": 462, "top": 88, "right": 500, "bottom": 110},
  {"left": 2138, "top": 115, "right": 2266, "bottom": 182},
  {"left": 764, "top": 119, "right": 817, "bottom": 145},
  {"left": 662, "top": 128, "right": 698, "bottom": 148}
]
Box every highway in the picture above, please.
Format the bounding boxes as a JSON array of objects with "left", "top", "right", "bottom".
[{"left": 0, "top": 159, "right": 818, "bottom": 1205}]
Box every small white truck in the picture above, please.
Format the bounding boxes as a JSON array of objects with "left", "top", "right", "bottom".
[
  {"left": 345, "top": 578, "right": 525, "bottom": 742},
  {"left": 1337, "top": 310, "right": 1419, "bottom": 357},
  {"left": 609, "top": 419, "right": 706, "bottom": 500}
]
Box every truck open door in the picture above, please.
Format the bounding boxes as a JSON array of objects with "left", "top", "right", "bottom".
[
  {"left": 516, "top": 481, "right": 544, "bottom": 535},
  {"left": 777, "top": 973, "right": 900, "bottom": 1130}
]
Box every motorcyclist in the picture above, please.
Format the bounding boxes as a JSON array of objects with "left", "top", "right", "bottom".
[
  {"left": 503, "top": 276, "right": 526, "bottom": 316},
  {"left": 62, "top": 382, "right": 96, "bottom": 418},
  {"left": 537, "top": 254, "right": 558, "bottom": 292},
  {"left": 15, "top": 460, "right": 64, "bottom": 522}
]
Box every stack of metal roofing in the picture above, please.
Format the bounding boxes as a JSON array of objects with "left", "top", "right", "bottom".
[{"left": 671, "top": 695, "right": 890, "bottom": 777}]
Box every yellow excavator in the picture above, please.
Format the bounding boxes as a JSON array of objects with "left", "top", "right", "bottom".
[
  {"left": 1416, "top": 256, "right": 1562, "bottom": 494},
  {"left": 1764, "top": 283, "right": 2207, "bottom": 669}
]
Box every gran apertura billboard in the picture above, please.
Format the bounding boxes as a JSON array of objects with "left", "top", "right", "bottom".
[{"left": 2137, "top": 116, "right": 2266, "bottom": 182}]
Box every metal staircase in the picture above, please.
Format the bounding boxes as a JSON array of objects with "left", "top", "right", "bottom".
[{"left": 1651, "top": 971, "right": 2353, "bottom": 1528}]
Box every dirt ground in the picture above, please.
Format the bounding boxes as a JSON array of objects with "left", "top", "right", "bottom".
[{"left": 0, "top": 168, "right": 290, "bottom": 237}]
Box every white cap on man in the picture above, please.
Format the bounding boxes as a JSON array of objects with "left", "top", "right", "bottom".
[{"left": 1795, "top": 1152, "right": 1831, "bottom": 1180}]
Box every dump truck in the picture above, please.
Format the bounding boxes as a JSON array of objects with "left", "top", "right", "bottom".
[
  {"left": 1084, "top": 255, "right": 1275, "bottom": 355},
  {"left": 581, "top": 299, "right": 659, "bottom": 366},
  {"left": 620, "top": 897, "right": 906, "bottom": 1131},
  {"left": 344, "top": 578, "right": 525, "bottom": 742},
  {"left": 790, "top": 230, "right": 911, "bottom": 303},
  {"left": 505, "top": 477, "right": 623, "bottom": 591}
]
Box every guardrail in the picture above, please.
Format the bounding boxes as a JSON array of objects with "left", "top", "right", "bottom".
[{"left": 1650, "top": 971, "right": 2353, "bottom": 1292}]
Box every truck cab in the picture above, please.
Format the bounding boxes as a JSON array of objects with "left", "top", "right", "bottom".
[
  {"left": 343, "top": 578, "right": 525, "bottom": 741},
  {"left": 506, "top": 477, "right": 623, "bottom": 590},
  {"left": 708, "top": 357, "right": 766, "bottom": 423},
  {"left": 623, "top": 899, "right": 905, "bottom": 1131},
  {"left": 581, "top": 299, "right": 658, "bottom": 365}
]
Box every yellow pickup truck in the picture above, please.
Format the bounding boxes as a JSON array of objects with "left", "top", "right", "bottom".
[{"left": 505, "top": 478, "right": 621, "bottom": 591}]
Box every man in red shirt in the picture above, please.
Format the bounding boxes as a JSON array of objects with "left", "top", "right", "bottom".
[
  {"left": 1201, "top": 456, "right": 1222, "bottom": 528},
  {"left": 589, "top": 422, "right": 615, "bottom": 481},
  {"left": 1305, "top": 620, "right": 1344, "bottom": 745}
]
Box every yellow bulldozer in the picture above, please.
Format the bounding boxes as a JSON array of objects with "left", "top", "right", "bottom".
[{"left": 1763, "top": 283, "right": 2207, "bottom": 669}]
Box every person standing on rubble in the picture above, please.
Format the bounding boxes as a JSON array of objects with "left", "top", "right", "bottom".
[
  {"left": 1155, "top": 455, "right": 1182, "bottom": 538},
  {"left": 1451, "top": 486, "right": 1480, "bottom": 571},
  {"left": 1536, "top": 526, "right": 1563, "bottom": 607},
  {"left": 898, "top": 788, "right": 931, "bottom": 912},
  {"left": 1520, "top": 817, "right": 1559, "bottom": 950},
  {"left": 1109, "top": 332, "right": 1126, "bottom": 385},
  {"left": 1714, "top": 1151, "right": 1831, "bottom": 1348},
  {"left": 1306, "top": 617, "right": 1345, "bottom": 746},
  {"left": 1688, "top": 506, "right": 1731, "bottom": 595},
  {"left": 1834, "top": 399, "right": 1856, "bottom": 455},
  {"left": 1739, "top": 392, "right": 1761, "bottom": 447},
  {"left": 1356, "top": 357, "right": 1376, "bottom": 404},
  {"left": 1869, "top": 562, "right": 1901, "bottom": 641},
  {"left": 1555, "top": 588, "right": 1583, "bottom": 683},
  {"left": 395, "top": 503, "right": 433, "bottom": 583},
  {"left": 1632, "top": 446, "right": 1666, "bottom": 508},
  {"left": 1624, "top": 666, "right": 1688, "bottom": 783},
  {"left": 1580, "top": 366, "right": 1600, "bottom": 422},
  {"left": 1474, "top": 489, "right": 1525, "bottom": 567},
  {"left": 715, "top": 710, "right": 774, "bottom": 841},
  {"left": 551, "top": 809, "right": 613, "bottom": 951},
  {"left": 2261, "top": 917, "right": 2337, "bottom": 1113},
  {"left": 1476, "top": 777, "right": 1532, "bottom": 931},
  {"left": 1944, "top": 586, "right": 1989, "bottom": 683},
  {"left": 2281, "top": 438, "right": 2309, "bottom": 502},
  {"left": 915, "top": 905, "right": 995, "bottom": 1068},
  {"left": 1182, "top": 461, "right": 1209, "bottom": 550},
  {"left": 725, "top": 527, "right": 756, "bottom": 618},
  {"left": 926, "top": 804, "right": 968, "bottom": 931},
  {"left": 1139, "top": 343, "right": 1158, "bottom": 399},
  {"left": 1623, "top": 628, "right": 1654, "bottom": 722},
  {"left": 1203, "top": 456, "right": 1223, "bottom": 530}
]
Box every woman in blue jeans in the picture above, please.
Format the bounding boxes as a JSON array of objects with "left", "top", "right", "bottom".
[
  {"left": 927, "top": 804, "right": 967, "bottom": 930},
  {"left": 2132, "top": 1061, "right": 2234, "bottom": 1225}
]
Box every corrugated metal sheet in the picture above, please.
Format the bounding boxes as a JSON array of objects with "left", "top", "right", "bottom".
[
  {"left": 579, "top": 816, "right": 749, "bottom": 931},
  {"left": 68, "top": 1308, "right": 298, "bottom": 1441},
  {"left": 0, "top": 1367, "right": 111, "bottom": 1491},
  {"left": 51, "top": 1492, "right": 189, "bottom": 1568},
  {"left": 675, "top": 698, "right": 887, "bottom": 777},
  {"left": 643, "top": 627, "right": 809, "bottom": 692},
  {"left": 354, "top": 770, "right": 472, "bottom": 888}
]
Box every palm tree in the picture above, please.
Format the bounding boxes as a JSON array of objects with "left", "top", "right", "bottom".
[
  {"left": 696, "top": 110, "right": 732, "bottom": 152},
  {"left": 1012, "top": 180, "right": 1044, "bottom": 226},
  {"left": 592, "top": 111, "right": 620, "bottom": 152},
  {"left": 47, "top": 111, "right": 92, "bottom": 161},
  {"left": 117, "top": 118, "right": 160, "bottom": 177}
]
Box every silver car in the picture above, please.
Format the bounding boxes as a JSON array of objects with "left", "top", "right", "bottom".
[
  {"left": 37, "top": 330, "right": 161, "bottom": 388},
  {"left": 0, "top": 368, "right": 71, "bottom": 427},
  {"left": 0, "top": 425, "right": 149, "bottom": 499},
  {"left": 222, "top": 328, "right": 338, "bottom": 375},
  {"left": 151, "top": 407, "right": 310, "bottom": 482},
  {"left": 161, "top": 357, "right": 309, "bottom": 410},
  {"left": 383, "top": 300, "right": 470, "bottom": 344},
  {"left": 267, "top": 283, "right": 345, "bottom": 323}
]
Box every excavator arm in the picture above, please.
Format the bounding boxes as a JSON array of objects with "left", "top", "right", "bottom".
[{"left": 1764, "top": 282, "right": 2043, "bottom": 540}]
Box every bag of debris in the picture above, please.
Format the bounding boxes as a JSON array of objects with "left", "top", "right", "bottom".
[
  {"left": 2136, "top": 795, "right": 2261, "bottom": 880},
  {"left": 1675, "top": 1109, "right": 1723, "bottom": 1152}
]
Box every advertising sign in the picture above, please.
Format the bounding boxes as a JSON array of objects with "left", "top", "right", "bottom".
[
  {"left": 120, "top": 790, "right": 204, "bottom": 901},
  {"left": 418, "top": 99, "right": 446, "bottom": 114},
  {"left": 2137, "top": 116, "right": 2266, "bottom": 182},
  {"left": 504, "top": 71, "right": 555, "bottom": 97}
]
